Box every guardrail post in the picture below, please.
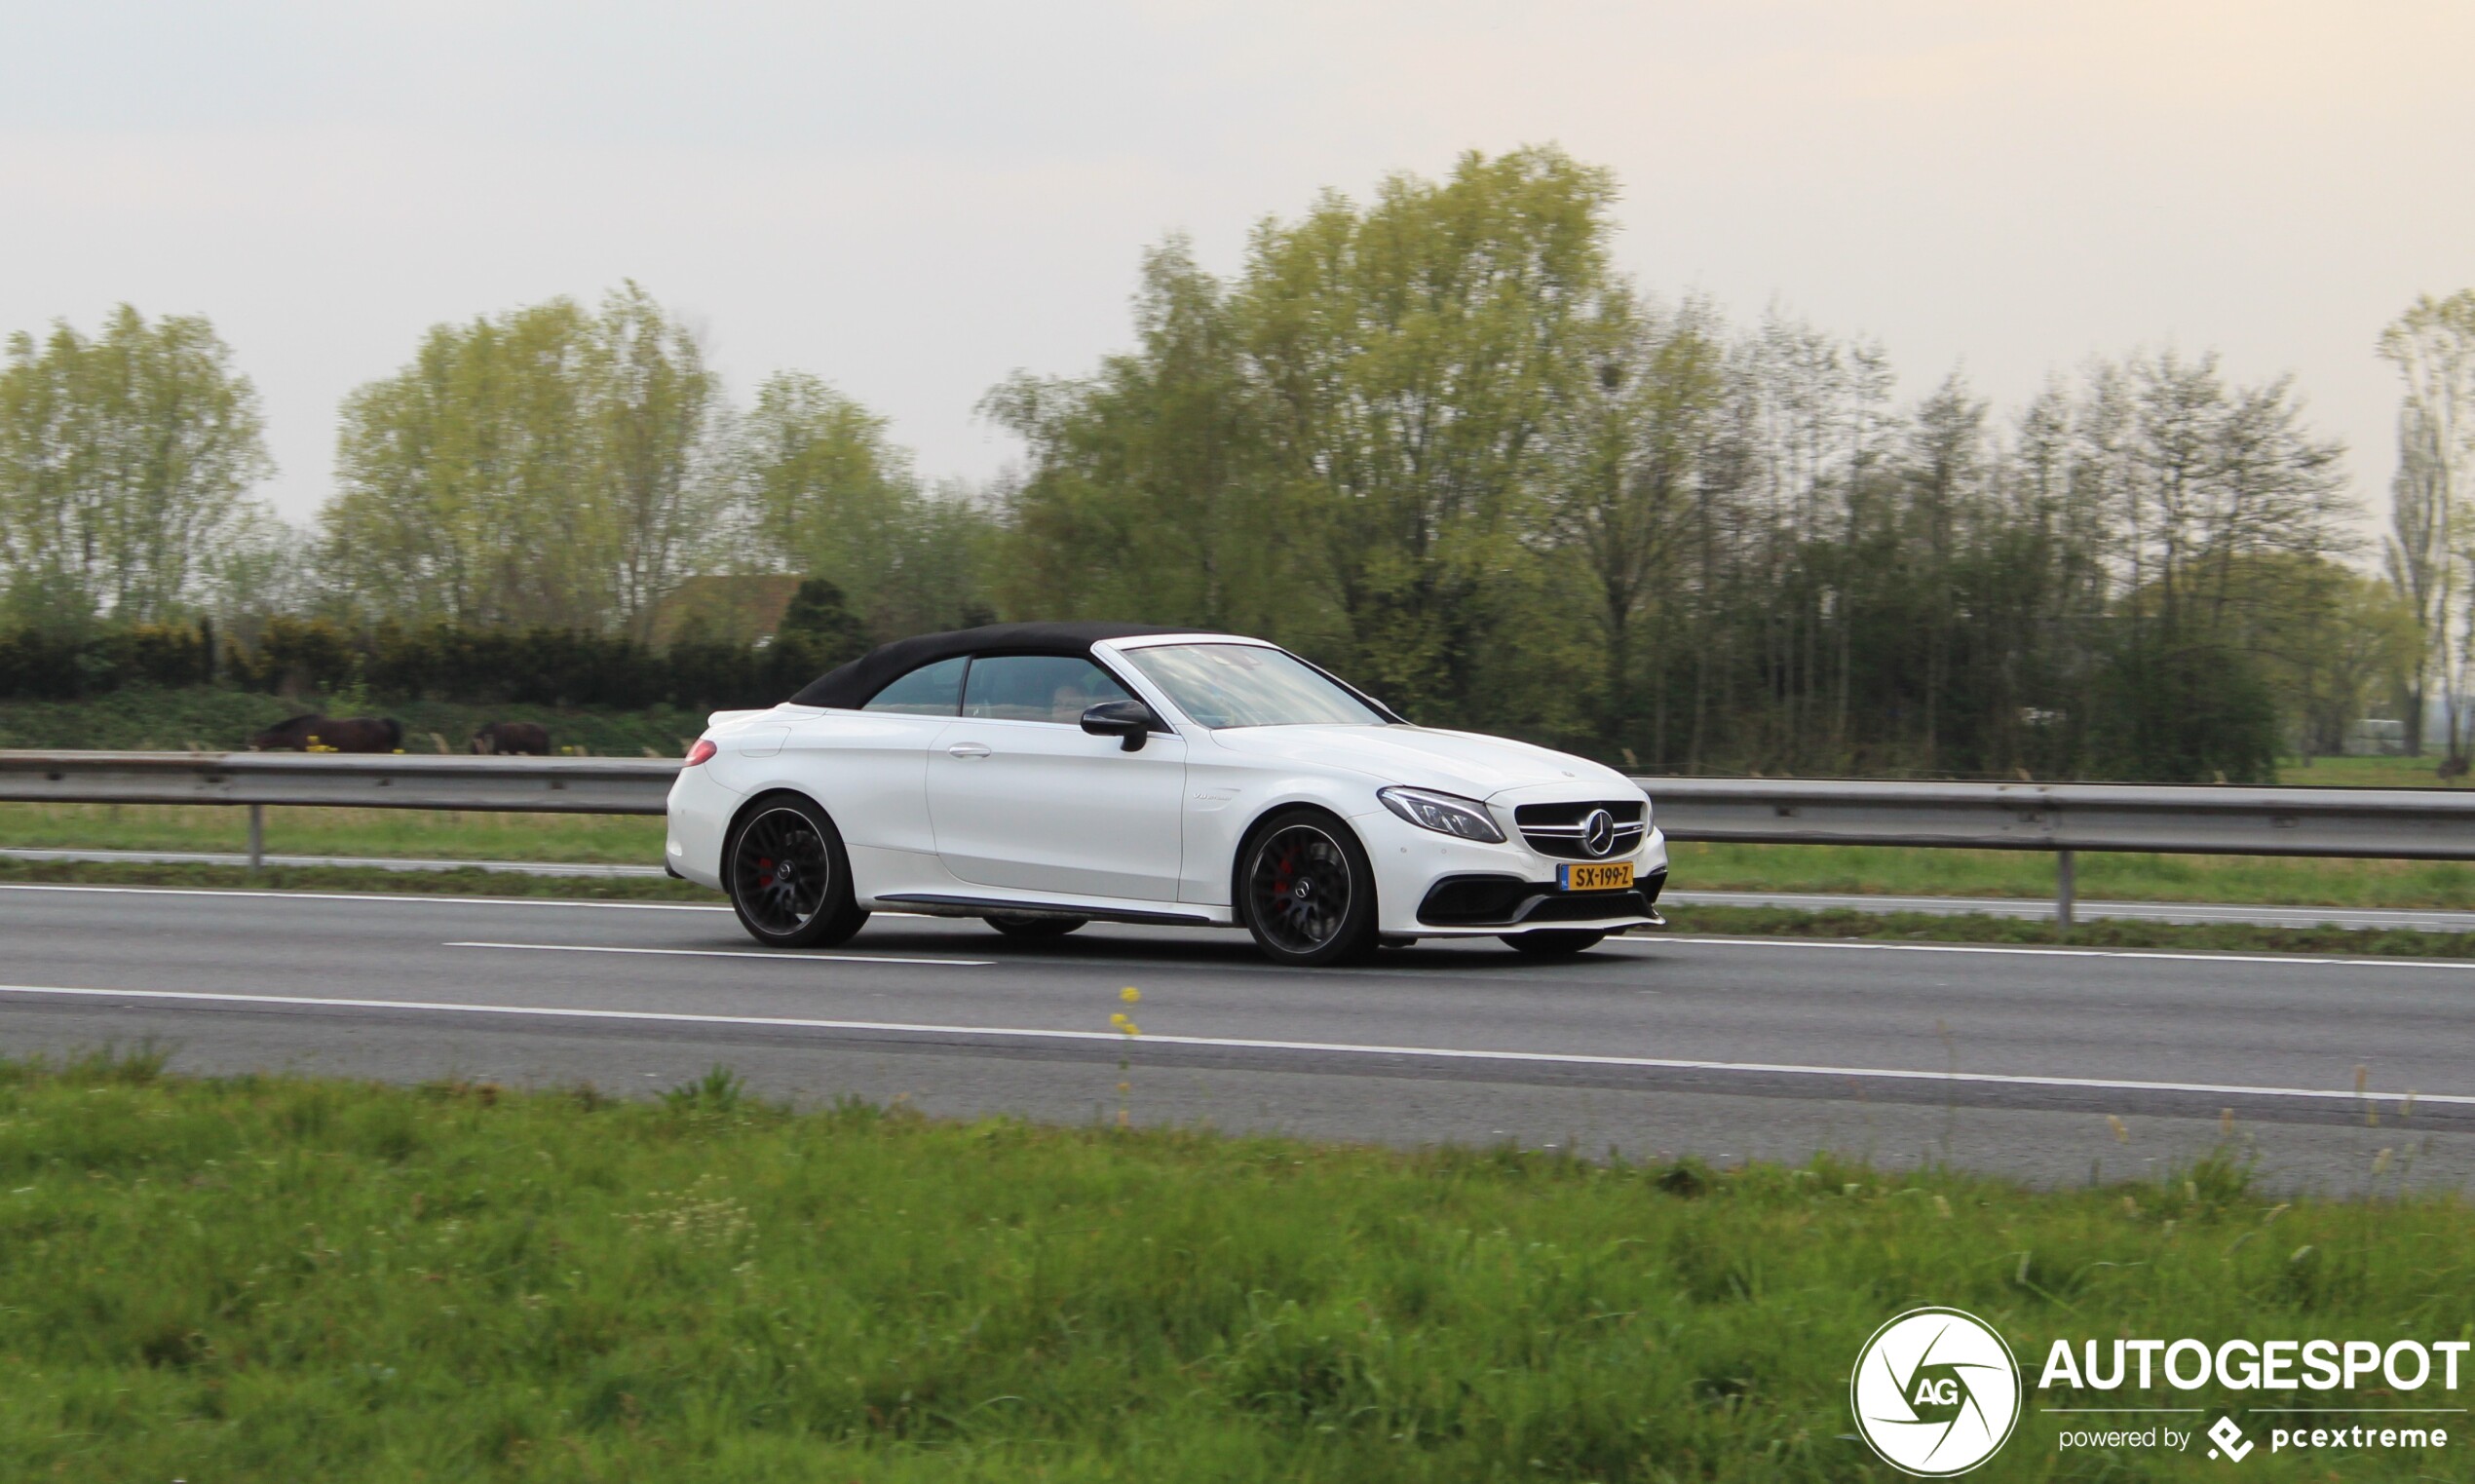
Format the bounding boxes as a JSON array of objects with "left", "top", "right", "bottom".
[
  {"left": 2055, "top": 849, "right": 2075, "bottom": 931},
  {"left": 248, "top": 804, "right": 264, "bottom": 873}
]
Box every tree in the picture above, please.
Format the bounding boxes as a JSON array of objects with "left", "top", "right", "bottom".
[
  {"left": 1539, "top": 295, "right": 1728, "bottom": 755},
  {"left": 1234, "top": 146, "right": 1628, "bottom": 723},
  {"left": 977, "top": 151, "right": 2370, "bottom": 780},
  {"left": 735, "top": 372, "right": 913, "bottom": 598},
  {"left": 2386, "top": 404, "right": 2453, "bottom": 755},
  {"left": 0, "top": 306, "right": 274, "bottom": 628},
  {"left": 2379, "top": 291, "right": 2475, "bottom": 757},
  {"left": 590, "top": 283, "right": 725, "bottom": 639},
  {"left": 776, "top": 575, "right": 871, "bottom": 666},
  {"left": 2074, "top": 352, "right": 2352, "bottom": 781},
  {"left": 320, "top": 284, "right": 722, "bottom": 635},
  {"left": 983, "top": 237, "right": 1293, "bottom": 637},
  {"left": 734, "top": 371, "right": 998, "bottom": 639}
]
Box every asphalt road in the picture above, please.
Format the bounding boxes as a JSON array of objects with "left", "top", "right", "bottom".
[
  {"left": 1, "top": 881, "right": 2467, "bottom": 1193},
  {"left": 20, "top": 847, "right": 2472, "bottom": 929}
]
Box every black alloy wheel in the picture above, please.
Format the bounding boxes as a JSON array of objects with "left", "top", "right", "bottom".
[
  {"left": 1240, "top": 811, "right": 1378, "bottom": 967},
  {"left": 724, "top": 796, "right": 868, "bottom": 948},
  {"left": 985, "top": 913, "right": 1088, "bottom": 939},
  {"left": 1500, "top": 930, "right": 1608, "bottom": 958}
]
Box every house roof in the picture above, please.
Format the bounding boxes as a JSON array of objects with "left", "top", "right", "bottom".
[{"left": 645, "top": 574, "right": 803, "bottom": 649}]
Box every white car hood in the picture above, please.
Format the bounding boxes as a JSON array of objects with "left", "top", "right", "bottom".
[{"left": 1202, "top": 725, "right": 1633, "bottom": 799}]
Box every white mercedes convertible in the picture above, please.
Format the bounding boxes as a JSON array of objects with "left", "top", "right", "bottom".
[{"left": 665, "top": 623, "right": 1667, "bottom": 966}]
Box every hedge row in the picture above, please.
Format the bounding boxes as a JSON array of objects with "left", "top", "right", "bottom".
[
  {"left": 0, "top": 618, "right": 865, "bottom": 711},
  {"left": 0, "top": 624, "right": 215, "bottom": 698}
]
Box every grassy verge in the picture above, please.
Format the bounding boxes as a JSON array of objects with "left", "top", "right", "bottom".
[
  {"left": 1668, "top": 841, "right": 2475, "bottom": 910},
  {"left": 0, "top": 1052, "right": 2457, "bottom": 1481},
  {"left": 0, "top": 856, "right": 716, "bottom": 901},
  {"left": 0, "top": 801, "right": 666, "bottom": 863},
  {"left": 1662, "top": 904, "right": 2475, "bottom": 959},
  {"left": 2275, "top": 754, "right": 2470, "bottom": 788}
]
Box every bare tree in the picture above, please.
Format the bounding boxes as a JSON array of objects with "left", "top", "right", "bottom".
[
  {"left": 2378, "top": 291, "right": 2475, "bottom": 759},
  {"left": 2385, "top": 403, "right": 2454, "bottom": 755}
]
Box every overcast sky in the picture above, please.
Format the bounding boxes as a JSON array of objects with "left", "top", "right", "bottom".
[{"left": 3, "top": 2, "right": 2469, "bottom": 527}]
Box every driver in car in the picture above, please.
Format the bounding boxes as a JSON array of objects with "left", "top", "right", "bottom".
[{"left": 1049, "top": 677, "right": 1102, "bottom": 724}]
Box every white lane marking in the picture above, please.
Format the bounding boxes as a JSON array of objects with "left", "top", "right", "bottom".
[
  {"left": 447, "top": 941, "right": 991, "bottom": 969},
  {"left": 0, "top": 980, "right": 2460, "bottom": 1110},
  {"left": 1642, "top": 935, "right": 2475, "bottom": 971},
  {"left": 0, "top": 882, "right": 729, "bottom": 911}
]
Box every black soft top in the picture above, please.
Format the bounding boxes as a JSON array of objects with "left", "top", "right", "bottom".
[{"left": 786, "top": 622, "right": 1197, "bottom": 709}]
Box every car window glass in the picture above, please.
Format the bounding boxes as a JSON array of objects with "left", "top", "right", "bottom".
[
  {"left": 960, "top": 655, "right": 1133, "bottom": 724},
  {"left": 1123, "top": 644, "right": 1385, "bottom": 728},
  {"left": 860, "top": 656, "right": 968, "bottom": 715}
]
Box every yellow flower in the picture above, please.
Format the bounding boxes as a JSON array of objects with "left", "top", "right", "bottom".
[
  {"left": 1108, "top": 1012, "right": 1141, "bottom": 1038},
  {"left": 1120, "top": 986, "right": 1141, "bottom": 1004}
]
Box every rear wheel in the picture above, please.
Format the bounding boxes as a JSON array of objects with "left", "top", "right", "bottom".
[
  {"left": 1239, "top": 810, "right": 1379, "bottom": 967},
  {"left": 724, "top": 795, "right": 868, "bottom": 948},
  {"left": 1500, "top": 930, "right": 1607, "bottom": 958},
  {"left": 984, "top": 914, "right": 1087, "bottom": 939}
]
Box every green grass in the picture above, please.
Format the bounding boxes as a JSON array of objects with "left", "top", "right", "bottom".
[
  {"left": 0, "top": 1051, "right": 2462, "bottom": 1481},
  {"left": 2275, "top": 753, "right": 2470, "bottom": 788},
  {"left": 1663, "top": 904, "right": 2475, "bottom": 959},
  {"left": 0, "top": 801, "right": 666, "bottom": 864},
  {"left": 1671, "top": 842, "right": 2475, "bottom": 910},
  {"left": 0, "top": 856, "right": 715, "bottom": 901}
]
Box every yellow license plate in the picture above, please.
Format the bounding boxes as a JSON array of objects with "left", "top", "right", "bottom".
[{"left": 1559, "top": 860, "right": 1634, "bottom": 892}]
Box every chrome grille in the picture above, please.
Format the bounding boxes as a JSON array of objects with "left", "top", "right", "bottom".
[{"left": 1513, "top": 799, "right": 1647, "bottom": 860}]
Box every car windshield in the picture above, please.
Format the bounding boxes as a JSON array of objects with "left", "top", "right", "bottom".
[{"left": 1123, "top": 644, "right": 1387, "bottom": 729}]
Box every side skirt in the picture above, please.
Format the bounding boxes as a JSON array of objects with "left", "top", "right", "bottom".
[{"left": 874, "top": 893, "right": 1223, "bottom": 928}]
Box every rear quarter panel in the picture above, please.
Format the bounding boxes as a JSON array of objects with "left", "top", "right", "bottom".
[{"left": 703, "top": 707, "right": 944, "bottom": 859}]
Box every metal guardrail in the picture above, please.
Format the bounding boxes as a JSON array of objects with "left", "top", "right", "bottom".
[
  {"left": 1639, "top": 777, "right": 2475, "bottom": 858},
  {"left": 0, "top": 750, "right": 677, "bottom": 869},
  {"left": 1639, "top": 778, "right": 2475, "bottom": 925},
  {"left": 0, "top": 750, "right": 678, "bottom": 814},
  {"left": 3, "top": 751, "right": 2471, "bottom": 926}
]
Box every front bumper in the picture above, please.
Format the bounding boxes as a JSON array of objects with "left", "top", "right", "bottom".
[
  {"left": 1417, "top": 866, "right": 1667, "bottom": 929},
  {"left": 1352, "top": 806, "right": 1669, "bottom": 936}
]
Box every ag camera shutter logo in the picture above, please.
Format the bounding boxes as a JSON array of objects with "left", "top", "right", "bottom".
[{"left": 1851, "top": 1308, "right": 2023, "bottom": 1475}]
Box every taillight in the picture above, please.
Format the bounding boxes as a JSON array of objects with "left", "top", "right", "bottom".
[{"left": 684, "top": 739, "right": 717, "bottom": 766}]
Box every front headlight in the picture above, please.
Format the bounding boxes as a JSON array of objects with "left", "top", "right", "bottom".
[{"left": 1378, "top": 785, "right": 1505, "bottom": 844}]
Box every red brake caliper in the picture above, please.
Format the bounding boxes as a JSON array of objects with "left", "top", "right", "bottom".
[{"left": 756, "top": 856, "right": 776, "bottom": 890}]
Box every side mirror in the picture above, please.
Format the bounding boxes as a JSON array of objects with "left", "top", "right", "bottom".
[{"left": 1081, "top": 699, "right": 1158, "bottom": 751}]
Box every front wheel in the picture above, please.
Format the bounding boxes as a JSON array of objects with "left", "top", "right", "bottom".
[
  {"left": 985, "top": 914, "right": 1087, "bottom": 939},
  {"left": 724, "top": 795, "right": 869, "bottom": 948},
  {"left": 1500, "top": 930, "right": 1607, "bottom": 958},
  {"left": 1239, "top": 810, "right": 1379, "bottom": 967}
]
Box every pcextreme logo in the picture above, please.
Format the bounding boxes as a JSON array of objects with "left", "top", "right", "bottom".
[{"left": 1850, "top": 1308, "right": 2024, "bottom": 1475}]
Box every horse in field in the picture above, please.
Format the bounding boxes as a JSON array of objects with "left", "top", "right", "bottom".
[
  {"left": 470, "top": 721, "right": 552, "bottom": 756},
  {"left": 248, "top": 714, "right": 404, "bottom": 752}
]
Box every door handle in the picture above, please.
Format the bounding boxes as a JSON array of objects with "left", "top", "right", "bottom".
[{"left": 946, "top": 742, "right": 993, "bottom": 759}]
